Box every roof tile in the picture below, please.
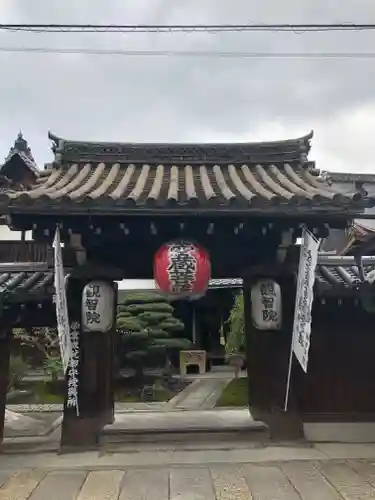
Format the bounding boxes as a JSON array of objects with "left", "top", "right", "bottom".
[
  {"left": 3, "top": 162, "right": 363, "bottom": 211},
  {"left": 0, "top": 132, "right": 368, "bottom": 212}
]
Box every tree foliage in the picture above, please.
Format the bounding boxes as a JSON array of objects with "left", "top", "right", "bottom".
[
  {"left": 13, "top": 327, "right": 63, "bottom": 380},
  {"left": 225, "top": 292, "right": 245, "bottom": 354},
  {"left": 13, "top": 327, "right": 60, "bottom": 361},
  {"left": 8, "top": 355, "right": 28, "bottom": 390},
  {"left": 117, "top": 292, "right": 191, "bottom": 375}
]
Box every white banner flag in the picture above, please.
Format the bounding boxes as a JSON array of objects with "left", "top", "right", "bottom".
[
  {"left": 292, "top": 228, "right": 320, "bottom": 373},
  {"left": 53, "top": 227, "right": 72, "bottom": 373}
]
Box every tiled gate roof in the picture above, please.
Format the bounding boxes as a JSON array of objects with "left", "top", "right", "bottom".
[
  {"left": 2, "top": 257, "right": 375, "bottom": 302},
  {"left": 0, "top": 131, "right": 369, "bottom": 214}
]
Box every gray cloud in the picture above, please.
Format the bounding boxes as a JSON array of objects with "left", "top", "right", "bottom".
[{"left": 1, "top": 0, "right": 375, "bottom": 172}]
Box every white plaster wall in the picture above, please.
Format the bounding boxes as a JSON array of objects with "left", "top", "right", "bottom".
[
  {"left": 117, "top": 279, "right": 156, "bottom": 290},
  {"left": 0, "top": 226, "right": 32, "bottom": 241}
]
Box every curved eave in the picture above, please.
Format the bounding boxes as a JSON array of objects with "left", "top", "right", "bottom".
[
  {"left": 0, "top": 270, "right": 54, "bottom": 303},
  {"left": 0, "top": 201, "right": 367, "bottom": 217},
  {"left": 353, "top": 218, "right": 375, "bottom": 235},
  {"left": 48, "top": 131, "right": 314, "bottom": 166},
  {"left": 0, "top": 160, "right": 367, "bottom": 215},
  {"left": 48, "top": 130, "right": 314, "bottom": 151},
  {"left": 338, "top": 217, "right": 375, "bottom": 255}
]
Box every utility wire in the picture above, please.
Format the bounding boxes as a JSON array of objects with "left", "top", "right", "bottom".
[
  {"left": 1, "top": 23, "right": 375, "bottom": 33},
  {"left": 1, "top": 46, "right": 375, "bottom": 58}
]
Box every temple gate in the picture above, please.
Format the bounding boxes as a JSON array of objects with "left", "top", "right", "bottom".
[{"left": 0, "top": 130, "right": 373, "bottom": 447}]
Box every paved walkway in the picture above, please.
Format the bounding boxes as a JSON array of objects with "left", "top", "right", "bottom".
[
  {"left": 2, "top": 445, "right": 375, "bottom": 498},
  {"left": 166, "top": 378, "right": 231, "bottom": 410},
  {"left": 166, "top": 369, "right": 235, "bottom": 411}
]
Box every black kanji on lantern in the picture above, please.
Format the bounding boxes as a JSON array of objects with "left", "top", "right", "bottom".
[
  {"left": 167, "top": 241, "right": 197, "bottom": 293},
  {"left": 260, "top": 281, "right": 276, "bottom": 297},
  {"left": 83, "top": 283, "right": 102, "bottom": 328},
  {"left": 86, "top": 284, "right": 101, "bottom": 298},
  {"left": 262, "top": 309, "right": 278, "bottom": 322},
  {"left": 258, "top": 280, "right": 280, "bottom": 325},
  {"left": 85, "top": 311, "right": 101, "bottom": 324},
  {"left": 85, "top": 298, "right": 98, "bottom": 311},
  {"left": 260, "top": 281, "right": 275, "bottom": 311}
]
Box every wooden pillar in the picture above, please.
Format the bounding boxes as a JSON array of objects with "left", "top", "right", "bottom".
[
  {"left": 60, "top": 278, "right": 90, "bottom": 449},
  {"left": 105, "top": 283, "right": 117, "bottom": 425},
  {"left": 242, "top": 277, "right": 255, "bottom": 410},
  {"left": 0, "top": 327, "right": 10, "bottom": 445},
  {"left": 97, "top": 329, "right": 115, "bottom": 426},
  {"left": 242, "top": 271, "right": 303, "bottom": 439},
  {"left": 192, "top": 306, "right": 197, "bottom": 345},
  {"left": 60, "top": 277, "right": 117, "bottom": 450}
]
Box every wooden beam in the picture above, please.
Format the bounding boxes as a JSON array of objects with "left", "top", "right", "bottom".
[
  {"left": 68, "top": 233, "right": 86, "bottom": 266},
  {"left": 0, "top": 262, "right": 48, "bottom": 272},
  {"left": 318, "top": 255, "right": 375, "bottom": 266}
]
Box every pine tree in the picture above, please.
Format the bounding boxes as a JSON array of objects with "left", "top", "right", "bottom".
[{"left": 116, "top": 292, "right": 191, "bottom": 378}]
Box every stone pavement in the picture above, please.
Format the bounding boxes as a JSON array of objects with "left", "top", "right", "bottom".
[
  {"left": 105, "top": 409, "right": 258, "bottom": 433},
  {"left": 6, "top": 402, "right": 166, "bottom": 414},
  {"left": 166, "top": 378, "right": 232, "bottom": 411},
  {"left": 2, "top": 409, "right": 263, "bottom": 452},
  {"left": 166, "top": 368, "right": 235, "bottom": 411},
  {"left": 4, "top": 410, "right": 62, "bottom": 438},
  {"left": 2, "top": 444, "right": 375, "bottom": 498},
  {"left": 102, "top": 409, "right": 266, "bottom": 445},
  {"left": 3, "top": 372, "right": 236, "bottom": 443}
]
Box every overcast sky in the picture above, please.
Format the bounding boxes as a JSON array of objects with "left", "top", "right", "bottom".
[{"left": 1, "top": 1, "right": 375, "bottom": 173}]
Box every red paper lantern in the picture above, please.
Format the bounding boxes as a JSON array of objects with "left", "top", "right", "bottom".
[{"left": 154, "top": 240, "right": 211, "bottom": 299}]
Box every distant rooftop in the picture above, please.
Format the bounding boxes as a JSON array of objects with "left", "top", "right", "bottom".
[{"left": 2, "top": 131, "right": 39, "bottom": 176}]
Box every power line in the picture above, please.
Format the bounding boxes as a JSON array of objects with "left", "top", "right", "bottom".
[
  {"left": 1, "top": 46, "right": 375, "bottom": 58},
  {"left": 1, "top": 23, "right": 375, "bottom": 34}
]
